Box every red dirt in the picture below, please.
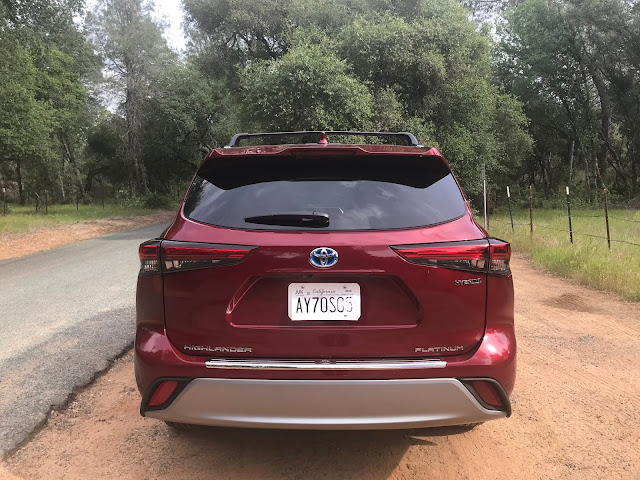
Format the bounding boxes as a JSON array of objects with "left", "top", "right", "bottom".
[{"left": 0, "top": 212, "right": 175, "bottom": 261}]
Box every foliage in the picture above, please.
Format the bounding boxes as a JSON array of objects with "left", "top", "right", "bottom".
[
  {"left": 0, "top": 202, "right": 164, "bottom": 234},
  {"left": 1, "top": 0, "right": 639, "bottom": 211},
  {"left": 185, "top": 0, "right": 533, "bottom": 199},
  {"left": 87, "top": 0, "right": 177, "bottom": 196},
  {"left": 489, "top": 208, "right": 640, "bottom": 301},
  {"left": 240, "top": 44, "right": 374, "bottom": 131},
  {"left": 143, "top": 192, "right": 175, "bottom": 209},
  {"left": 497, "top": 0, "right": 640, "bottom": 199}
]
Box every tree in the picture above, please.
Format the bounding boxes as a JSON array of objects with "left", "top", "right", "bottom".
[
  {"left": 1, "top": 0, "right": 96, "bottom": 204},
  {"left": 138, "top": 63, "right": 225, "bottom": 192},
  {"left": 184, "top": 0, "right": 532, "bottom": 200},
  {"left": 0, "top": 31, "right": 57, "bottom": 204},
  {"left": 498, "top": 0, "right": 640, "bottom": 196},
  {"left": 240, "top": 44, "right": 374, "bottom": 131},
  {"left": 88, "top": 0, "right": 175, "bottom": 196}
]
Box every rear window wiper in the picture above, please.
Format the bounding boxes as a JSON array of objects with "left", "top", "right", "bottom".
[{"left": 244, "top": 213, "right": 330, "bottom": 228}]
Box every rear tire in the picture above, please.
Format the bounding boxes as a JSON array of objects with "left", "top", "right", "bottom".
[{"left": 164, "top": 421, "right": 194, "bottom": 431}]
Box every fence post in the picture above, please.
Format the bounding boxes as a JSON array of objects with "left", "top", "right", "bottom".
[
  {"left": 482, "top": 163, "right": 488, "bottom": 230},
  {"left": 566, "top": 186, "right": 573, "bottom": 244},
  {"left": 529, "top": 184, "right": 533, "bottom": 235},
  {"left": 45, "top": 190, "right": 48, "bottom": 215},
  {"left": 604, "top": 188, "right": 611, "bottom": 250},
  {"left": 507, "top": 186, "right": 514, "bottom": 233},
  {"left": 486, "top": 185, "right": 490, "bottom": 229},
  {"left": 2, "top": 187, "right": 6, "bottom": 215},
  {"left": 76, "top": 193, "right": 79, "bottom": 211}
]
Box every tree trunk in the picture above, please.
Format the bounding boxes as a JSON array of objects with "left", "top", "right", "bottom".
[
  {"left": 582, "top": 151, "right": 591, "bottom": 200},
  {"left": 588, "top": 65, "right": 611, "bottom": 179},
  {"left": 59, "top": 165, "right": 65, "bottom": 201},
  {"left": 59, "top": 133, "right": 85, "bottom": 197},
  {"left": 16, "top": 158, "right": 25, "bottom": 205},
  {"left": 631, "top": 152, "right": 638, "bottom": 197},
  {"left": 125, "top": 78, "right": 137, "bottom": 197},
  {"left": 136, "top": 159, "right": 149, "bottom": 194}
]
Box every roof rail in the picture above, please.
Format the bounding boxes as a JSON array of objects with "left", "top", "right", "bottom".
[{"left": 224, "top": 131, "right": 423, "bottom": 148}]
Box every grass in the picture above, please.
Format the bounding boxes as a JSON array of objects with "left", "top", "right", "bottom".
[
  {"left": 0, "top": 203, "right": 164, "bottom": 235},
  {"left": 488, "top": 207, "right": 640, "bottom": 301}
]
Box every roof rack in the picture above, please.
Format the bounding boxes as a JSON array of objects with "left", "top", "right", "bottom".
[{"left": 224, "top": 131, "right": 423, "bottom": 148}]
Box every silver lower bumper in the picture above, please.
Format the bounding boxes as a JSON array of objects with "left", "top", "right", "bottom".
[{"left": 145, "top": 378, "right": 507, "bottom": 429}]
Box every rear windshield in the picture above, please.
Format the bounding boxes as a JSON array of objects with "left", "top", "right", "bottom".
[{"left": 183, "top": 154, "right": 466, "bottom": 231}]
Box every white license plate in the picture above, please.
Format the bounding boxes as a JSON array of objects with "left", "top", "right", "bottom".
[{"left": 288, "top": 283, "right": 361, "bottom": 321}]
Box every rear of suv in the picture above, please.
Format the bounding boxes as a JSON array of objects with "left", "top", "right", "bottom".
[{"left": 135, "top": 131, "right": 516, "bottom": 429}]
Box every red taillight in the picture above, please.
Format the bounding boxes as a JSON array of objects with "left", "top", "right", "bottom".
[
  {"left": 148, "top": 380, "right": 178, "bottom": 407},
  {"left": 488, "top": 239, "right": 511, "bottom": 275},
  {"left": 139, "top": 240, "right": 161, "bottom": 275},
  {"left": 392, "top": 239, "right": 511, "bottom": 275},
  {"left": 138, "top": 240, "right": 256, "bottom": 275},
  {"left": 161, "top": 241, "right": 255, "bottom": 273}
]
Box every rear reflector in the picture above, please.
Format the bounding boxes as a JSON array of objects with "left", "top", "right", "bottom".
[
  {"left": 138, "top": 240, "right": 256, "bottom": 275},
  {"left": 392, "top": 239, "right": 511, "bottom": 275},
  {"left": 470, "top": 380, "right": 503, "bottom": 408},
  {"left": 148, "top": 380, "right": 178, "bottom": 407}
]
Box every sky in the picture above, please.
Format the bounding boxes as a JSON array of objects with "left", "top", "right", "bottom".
[
  {"left": 84, "top": 0, "right": 188, "bottom": 52},
  {"left": 151, "top": 0, "right": 187, "bottom": 52}
]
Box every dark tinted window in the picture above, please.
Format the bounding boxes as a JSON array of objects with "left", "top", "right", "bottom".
[{"left": 183, "top": 155, "right": 466, "bottom": 231}]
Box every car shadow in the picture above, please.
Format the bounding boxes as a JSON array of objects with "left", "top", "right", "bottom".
[{"left": 166, "top": 425, "right": 477, "bottom": 479}]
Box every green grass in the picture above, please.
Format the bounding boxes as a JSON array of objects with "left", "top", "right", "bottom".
[
  {"left": 488, "top": 208, "right": 640, "bottom": 301},
  {"left": 0, "top": 203, "right": 164, "bottom": 234}
]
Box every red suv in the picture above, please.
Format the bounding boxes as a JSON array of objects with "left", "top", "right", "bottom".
[{"left": 135, "top": 131, "right": 516, "bottom": 430}]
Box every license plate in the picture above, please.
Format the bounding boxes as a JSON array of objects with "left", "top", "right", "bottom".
[{"left": 288, "top": 283, "right": 361, "bottom": 321}]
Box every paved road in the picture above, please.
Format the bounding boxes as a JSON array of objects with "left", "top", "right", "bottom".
[{"left": 0, "top": 223, "right": 169, "bottom": 458}]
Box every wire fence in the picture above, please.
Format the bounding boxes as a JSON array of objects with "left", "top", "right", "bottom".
[
  {"left": 487, "top": 186, "right": 640, "bottom": 249},
  {"left": 1, "top": 187, "right": 107, "bottom": 216}
]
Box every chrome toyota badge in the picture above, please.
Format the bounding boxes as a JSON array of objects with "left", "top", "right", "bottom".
[{"left": 309, "top": 247, "right": 338, "bottom": 268}]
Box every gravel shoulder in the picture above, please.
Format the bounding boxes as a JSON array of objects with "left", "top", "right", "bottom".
[
  {"left": 0, "top": 211, "right": 175, "bottom": 261},
  {"left": 3, "top": 255, "right": 640, "bottom": 480}
]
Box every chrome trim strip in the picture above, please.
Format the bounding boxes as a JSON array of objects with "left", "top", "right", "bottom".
[{"left": 204, "top": 358, "right": 447, "bottom": 370}]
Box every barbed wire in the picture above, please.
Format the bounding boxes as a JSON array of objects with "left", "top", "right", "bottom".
[{"left": 489, "top": 218, "right": 640, "bottom": 247}]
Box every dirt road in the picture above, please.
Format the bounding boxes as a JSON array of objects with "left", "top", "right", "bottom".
[{"left": 3, "top": 255, "right": 640, "bottom": 479}]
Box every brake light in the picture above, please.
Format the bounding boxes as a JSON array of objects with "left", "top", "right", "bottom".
[
  {"left": 161, "top": 241, "right": 255, "bottom": 273},
  {"left": 139, "top": 240, "right": 161, "bottom": 275},
  {"left": 488, "top": 239, "right": 511, "bottom": 275},
  {"left": 392, "top": 239, "right": 511, "bottom": 275},
  {"left": 138, "top": 240, "right": 256, "bottom": 275}
]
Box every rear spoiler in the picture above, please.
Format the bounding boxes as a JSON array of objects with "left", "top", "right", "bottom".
[{"left": 224, "top": 131, "right": 424, "bottom": 148}]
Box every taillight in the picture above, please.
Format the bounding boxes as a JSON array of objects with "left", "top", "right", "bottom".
[
  {"left": 138, "top": 240, "right": 256, "bottom": 275},
  {"left": 488, "top": 239, "right": 511, "bottom": 275},
  {"left": 391, "top": 238, "right": 511, "bottom": 275},
  {"left": 139, "top": 240, "right": 161, "bottom": 275},
  {"left": 160, "top": 241, "right": 256, "bottom": 273}
]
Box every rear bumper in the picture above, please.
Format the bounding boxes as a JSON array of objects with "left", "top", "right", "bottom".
[
  {"left": 135, "top": 311, "right": 516, "bottom": 429},
  {"left": 144, "top": 377, "right": 507, "bottom": 429}
]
